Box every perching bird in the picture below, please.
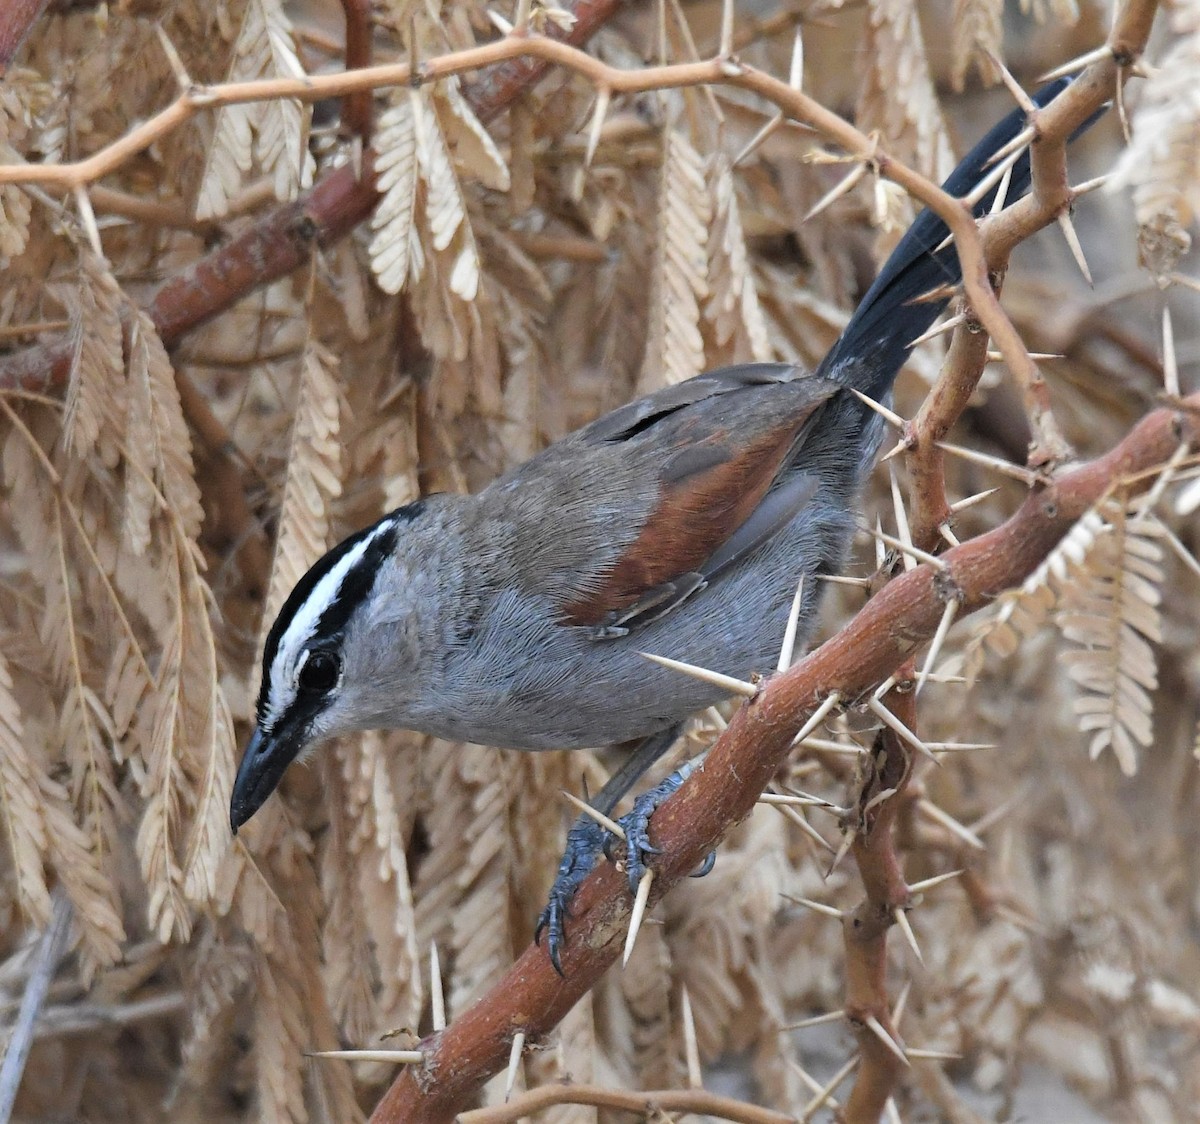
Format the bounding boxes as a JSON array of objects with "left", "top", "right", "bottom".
[{"left": 231, "top": 79, "right": 1089, "bottom": 970}]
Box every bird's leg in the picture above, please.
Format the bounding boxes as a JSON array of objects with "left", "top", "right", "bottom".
[
  {"left": 535, "top": 724, "right": 681, "bottom": 973},
  {"left": 606, "top": 749, "right": 713, "bottom": 893}
]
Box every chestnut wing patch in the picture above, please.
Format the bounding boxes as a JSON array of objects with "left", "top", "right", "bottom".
[{"left": 561, "top": 383, "right": 833, "bottom": 634}]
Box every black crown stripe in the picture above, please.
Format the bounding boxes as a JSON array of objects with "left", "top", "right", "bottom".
[{"left": 256, "top": 499, "right": 426, "bottom": 717}]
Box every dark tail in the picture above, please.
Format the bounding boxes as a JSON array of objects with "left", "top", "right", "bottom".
[{"left": 818, "top": 77, "right": 1095, "bottom": 399}]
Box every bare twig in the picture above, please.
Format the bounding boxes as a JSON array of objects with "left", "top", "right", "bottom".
[
  {"left": 457, "top": 1083, "right": 794, "bottom": 1123},
  {"left": 0, "top": 893, "right": 72, "bottom": 1124}
]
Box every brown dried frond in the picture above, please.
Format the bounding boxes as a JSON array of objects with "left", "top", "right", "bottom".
[
  {"left": 58, "top": 254, "right": 126, "bottom": 468},
  {"left": 705, "top": 154, "right": 772, "bottom": 364},
  {"left": 1057, "top": 502, "right": 1164, "bottom": 776},
  {"left": 0, "top": 650, "right": 52, "bottom": 923},
  {"left": 0, "top": 87, "right": 34, "bottom": 262},
  {"left": 951, "top": 0, "right": 1004, "bottom": 91},
  {"left": 196, "top": 0, "right": 315, "bottom": 219},
  {"left": 1110, "top": 0, "right": 1200, "bottom": 276},
  {"left": 645, "top": 125, "right": 711, "bottom": 388},
  {"left": 261, "top": 338, "right": 344, "bottom": 630},
  {"left": 370, "top": 91, "right": 425, "bottom": 296},
  {"left": 859, "top": 0, "right": 954, "bottom": 180}
]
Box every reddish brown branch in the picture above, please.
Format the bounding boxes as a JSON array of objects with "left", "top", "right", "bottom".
[
  {"left": 339, "top": 0, "right": 373, "bottom": 143},
  {"left": 369, "top": 397, "right": 1197, "bottom": 1121},
  {"left": 0, "top": 0, "right": 47, "bottom": 75},
  {"left": 842, "top": 680, "right": 917, "bottom": 1123}
]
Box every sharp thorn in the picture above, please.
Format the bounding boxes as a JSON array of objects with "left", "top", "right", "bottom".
[
  {"left": 430, "top": 942, "right": 445, "bottom": 1031},
  {"left": 917, "top": 798, "right": 987, "bottom": 850},
  {"left": 864, "top": 1014, "right": 910, "bottom": 1067},
  {"left": 908, "top": 312, "right": 965, "bottom": 349},
  {"left": 803, "top": 161, "right": 869, "bottom": 223},
  {"left": 893, "top": 907, "right": 924, "bottom": 965},
  {"left": 1038, "top": 44, "right": 1112, "bottom": 81},
  {"left": 681, "top": 986, "right": 703, "bottom": 1088},
  {"left": 623, "top": 869, "right": 654, "bottom": 965},
  {"left": 850, "top": 387, "right": 906, "bottom": 429},
  {"left": 307, "top": 1049, "right": 424, "bottom": 1063},
  {"left": 1057, "top": 211, "right": 1093, "bottom": 286},
  {"left": 917, "top": 599, "right": 959, "bottom": 695},
  {"left": 936, "top": 441, "right": 1042, "bottom": 485},
  {"left": 793, "top": 692, "right": 842, "bottom": 745},
  {"left": 867, "top": 697, "right": 939, "bottom": 763},
  {"left": 561, "top": 790, "right": 626, "bottom": 839},
  {"left": 777, "top": 575, "right": 806, "bottom": 672},
  {"left": 640, "top": 652, "right": 759, "bottom": 698},
  {"left": 504, "top": 1031, "right": 525, "bottom": 1101},
  {"left": 783, "top": 1009, "right": 846, "bottom": 1031},
  {"left": 949, "top": 487, "right": 1000, "bottom": 512}
]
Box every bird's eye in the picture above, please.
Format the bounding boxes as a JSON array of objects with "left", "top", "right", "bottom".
[{"left": 297, "top": 650, "right": 340, "bottom": 694}]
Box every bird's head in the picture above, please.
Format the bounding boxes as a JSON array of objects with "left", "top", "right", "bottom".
[{"left": 230, "top": 501, "right": 428, "bottom": 832}]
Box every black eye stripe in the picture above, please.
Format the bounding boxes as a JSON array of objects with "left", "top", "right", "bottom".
[{"left": 257, "top": 500, "right": 424, "bottom": 716}]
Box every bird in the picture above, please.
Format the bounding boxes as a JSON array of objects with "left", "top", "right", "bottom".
[{"left": 231, "top": 79, "right": 1088, "bottom": 971}]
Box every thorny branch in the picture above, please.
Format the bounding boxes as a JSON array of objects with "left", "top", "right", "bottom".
[{"left": 369, "top": 381, "right": 1197, "bottom": 1120}]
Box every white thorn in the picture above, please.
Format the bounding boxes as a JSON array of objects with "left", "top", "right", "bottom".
[
  {"left": 867, "top": 697, "right": 939, "bottom": 763},
  {"left": 907, "top": 870, "right": 965, "bottom": 896},
  {"left": 774, "top": 803, "right": 836, "bottom": 853},
  {"left": 908, "top": 312, "right": 965, "bottom": 349},
  {"left": 783, "top": 1009, "right": 845, "bottom": 1031},
  {"left": 936, "top": 441, "right": 1041, "bottom": 485},
  {"left": 949, "top": 487, "right": 1001, "bottom": 513},
  {"left": 891, "top": 979, "right": 912, "bottom": 1025},
  {"left": 584, "top": 87, "right": 611, "bottom": 169},
  {"left": 504, "top": 1031, "right": 525, "bottom": 1101},
  {"left": 917, "top": 599, "right": 959, "bottom": 695},
  {"left": 868, "top": 526, "right": 947, "bottom": 571},
  {"left": 864, "top": 1014, "right": 910, "bottom": 1067},
  {"left": 640, "top": 651, "right": 759, "bottom": 698},
  {"left": 793, "top": 692, "right": 842, "bottom": 746},
  {"left": 681, "top": 986, "right": 703, "bottom": 1088},
  {"left": 825, "top": 830, "right": 854, "bottom": 879},
  {"left": 819, "top": 572, "right": 873, "bottom": 588},
  {"left": 803, "top": 162, "right": 869, "bottom": 223},
  {"left": 801, "top": 1053, "right": 857, "bottom": 1117},
  {"left": 788, "top": 895, "right": 845, "bottom": 920},
  {"left": 939, "top": 523, "right": 960, "bottom": 548},
  {"left": 778, "top": 575, "right": 806, "bottom": 672},
  {"left": 850, "top": 387, "right": 906, "bottom": 430},
  {"left": 719, "top": 0, "right": 735, "bottom": 57},
  {"left": 989, "top": 163, "right": 1014, "bottom": 215},
  {"left": 1057, "top": 212, "right": 1093, "bottom": 286},
  {"left": 788, "top": 28, "right": 804, "bottom": 89},
  {"left": 623, "top": 869, "right": 654, "bottom": 965},
  {"left": 889, "top": 463, "right": 914, "bottom": 572},
  {"left": 430, "top": 942, "right": 445, "bottom": 1031},
  {"left": 917, "top": 798, "right": 987, "bottom": 850},
  {"left": 74, "top": 186, "right": 104, "bottom": 259},
  {"left": 561, "top": 790, "right": 626, "bottom": 840},
  {"left": 907, "top": 1047, "right": 964, "bottom": 1061},
  {"left": 1162, "top": 306, "right": 1180, "bottom": 398},
  {"left": 893, "top": 907, "right": 924, "bottom": 965},
  {"left": 1038, "top": 43, "right": 1113, "bottom": 82},
  {"left": 733, "top": 112, "right": 784, "bottom": 167},
  {"left": 307, "top": 1049, "right": 424, "bottom": 1063},
  {"left": 967, "top": 143, "right": 1027, "bottom": 206}
]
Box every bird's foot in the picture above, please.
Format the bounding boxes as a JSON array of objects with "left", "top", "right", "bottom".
[
  {"left": 603, "top": 766, "right": 714, "bottom": 893},
  {"left": 535, "top": 758, "right": 714, "bottom": 975},
  {"left": 535, "top": 815, "right": 608, "bottom": 975}
]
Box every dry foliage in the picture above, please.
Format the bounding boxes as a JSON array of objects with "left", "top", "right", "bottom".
[{"left": 0, "top": 0, "right": 1197, "bottom": 1122}]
